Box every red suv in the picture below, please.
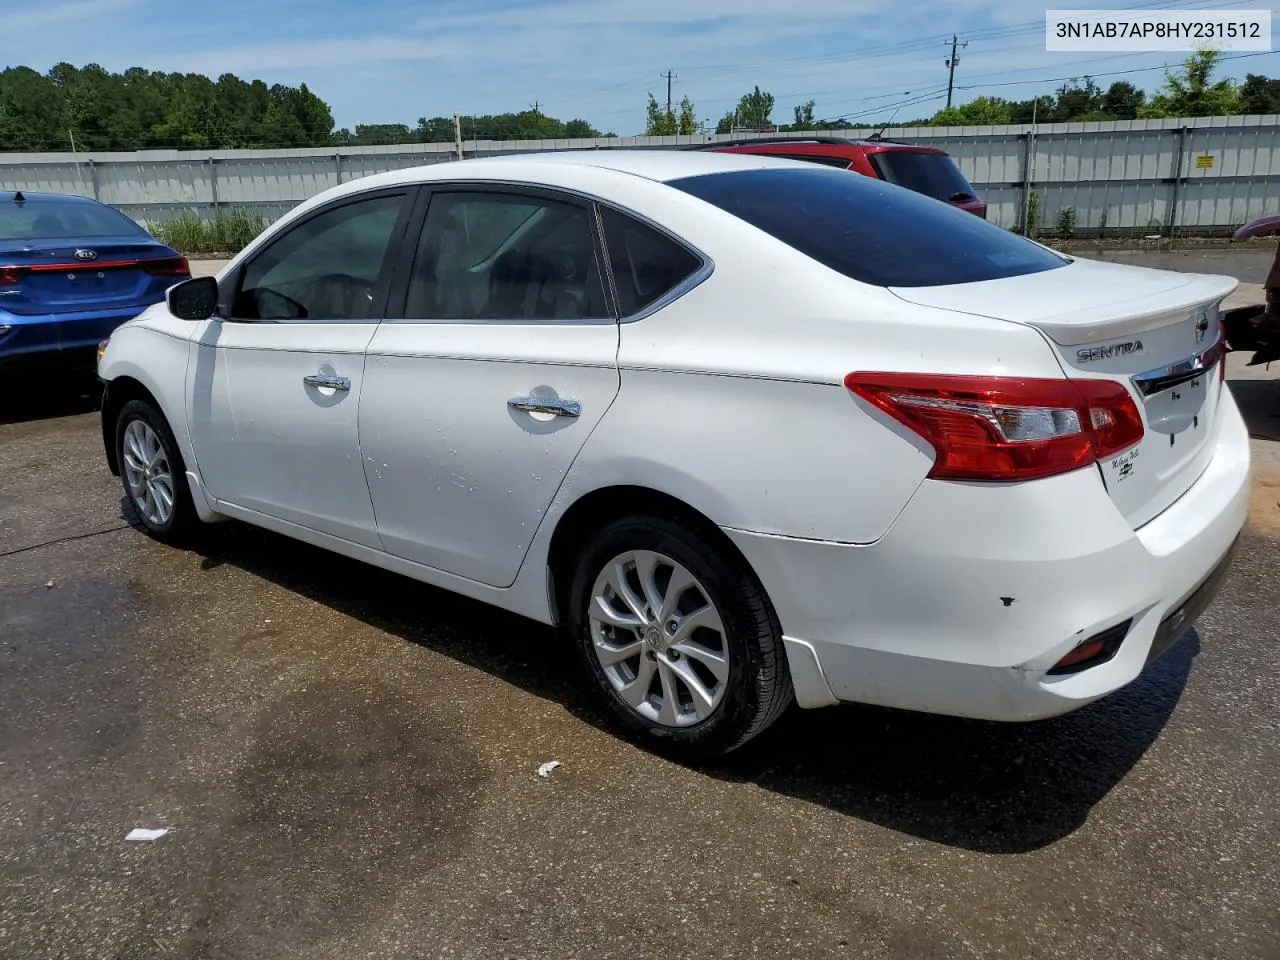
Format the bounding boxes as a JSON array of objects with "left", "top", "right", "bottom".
[{"left": 702, "top": 137, "right": 987, "bottom": 218}]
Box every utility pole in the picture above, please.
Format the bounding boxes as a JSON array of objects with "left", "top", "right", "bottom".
[
  {"left": 662, "top": 70, "right": 677, "bottom": 114},
  {"left": 453, "top": 112, "right": 464, "bottom": 161},
  {"left": 944, "top": 35, "right": 968, "bottom": 109}
]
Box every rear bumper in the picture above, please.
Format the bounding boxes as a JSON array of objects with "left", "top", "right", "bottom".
[
  {"left": 0, "top": 309, "right": 144, "bottom": 368},
  {"left": 726, "top": 390, "right": 1251, "bottom": 720}
]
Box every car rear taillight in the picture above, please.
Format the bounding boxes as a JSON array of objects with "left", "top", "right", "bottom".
[
  {"left": 150, "top": 256, "right": 190, "bottom": 277},
  {"left": 0, "top": 256, "right": 189, "bottom": 281},
  {"left": 143, "top": 256, "right": 190, "bottom": 277},
  {"left": 845, "top": 373, "right": 1145, "bottom": 481}
]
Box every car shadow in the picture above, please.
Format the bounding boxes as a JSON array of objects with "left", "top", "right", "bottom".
[
  {"left": 1228, "top": 376, "right": 1280, "bottom": 441},
  {"left": 188, "top": 520, "right": 1195, "bottom": 856},
  {"left": 0, "top": 372, "right": 102, "bottom": 425}
]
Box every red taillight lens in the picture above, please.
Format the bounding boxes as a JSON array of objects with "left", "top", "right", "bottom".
[
  {"left": 845, "top": 373, "right": 1145, "bottom": 482},
  {"left": 143, "top": 256, "right": 190, "bottom": 277},
  {"left": 0, "top": 265, "right": 28, "bottom": 286}
]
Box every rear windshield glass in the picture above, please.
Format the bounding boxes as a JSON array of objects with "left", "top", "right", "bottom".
[
  {"left": 869, "top": 151, "right": 977, "bottom": 202},
  {"left": 0, "top": 198, "right": 148, "bottom": 241},
  {"left": 668, "top": 168, "right": 1066, "bottom": 288}
]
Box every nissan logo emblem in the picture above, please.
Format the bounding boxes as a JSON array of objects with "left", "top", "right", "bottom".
[{"left": 73, "top": 249, "right": 98, "bottom": 262}]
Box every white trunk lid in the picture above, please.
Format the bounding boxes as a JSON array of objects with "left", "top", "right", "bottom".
[{"left": 890, "top": 257, "right": 1236, "bottom": 528}]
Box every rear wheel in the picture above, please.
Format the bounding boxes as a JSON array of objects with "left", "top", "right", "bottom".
[
  {"left": 115, "top": 398, "right": 198, "bottom": 544},
  {"left": 568, "top": 515, "right": 792, "bottom": 758}
]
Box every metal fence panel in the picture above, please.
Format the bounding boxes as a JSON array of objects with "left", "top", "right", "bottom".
[{"left": 2, "top": 116, "right": 1276, "bottom": 236}]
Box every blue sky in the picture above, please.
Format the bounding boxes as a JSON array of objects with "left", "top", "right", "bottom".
[{"left": 4, "top": 0, "right": 1280, "bottom": 134}]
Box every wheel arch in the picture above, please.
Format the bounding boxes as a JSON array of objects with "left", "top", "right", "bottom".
[
  {"left": 544, "top": 484, "right": 774, "bottom": 629},
  {"left": 101, "top": 375, "right": 164, "bottom": 476}
]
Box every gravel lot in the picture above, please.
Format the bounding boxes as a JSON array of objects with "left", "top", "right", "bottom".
[{"left": 1, "top": 250, "right": 1277, "bottom": 960}]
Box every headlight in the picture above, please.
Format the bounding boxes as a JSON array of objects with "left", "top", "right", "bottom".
[
  {"left": 97, "top": 338, "right": 110, "bottom": 364},
  {"left": 0, "top": 325, "right": 10, "bottom": 336}
]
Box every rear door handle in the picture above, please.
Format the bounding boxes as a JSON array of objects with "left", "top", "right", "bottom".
[
  {"left": 304, "top": 374, "right": 351, "bottom": 391},
  {"left": 508, "top": 396, "right": 581, "bottom": 418}
]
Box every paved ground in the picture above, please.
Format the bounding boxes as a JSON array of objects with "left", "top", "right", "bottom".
[{"left": 1, "top": 251, "right": 1278, "bottom": 959}]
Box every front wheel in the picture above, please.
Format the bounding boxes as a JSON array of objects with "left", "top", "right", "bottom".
[
  {"left": 115, "top": 398, "right": 199, "bottom": 544},
  {"left": 568, "top": 515, "right": 793, "bottom": 759}
]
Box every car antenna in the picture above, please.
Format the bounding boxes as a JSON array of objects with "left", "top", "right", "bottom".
[
  {"left": 12, "top": 190, "right": 24, "bottom": 206},
  {"left": 868, "top": 104, "right": 904, "bottom": 142}
]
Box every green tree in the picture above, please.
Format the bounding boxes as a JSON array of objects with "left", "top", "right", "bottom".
[
  {"left": 1142, "top": 50, "right": 1242, "bottom": 118},
  {"left": 1050, "top": 78, "right": 1103, "bottom": 121},
  {"left": 1102, "top": 81, "right": 1145, "bottom": 119},
  {"left": 1240, "top": 73, "right": 1280, "bottom": 114},
  {"left": 646, "top": 93, "right": 696, "bottom": 136},
  {"left": 1009, "top": 95, "right": 1054, "bottom": 123},
  {"left": 792, "top": 99, "right": 816, "bottom": 129},
  {"left": 0, "top": 63, "right": 605, "bottom": 151},
  {"left": 646, "top": 92, "right": 676, "bottom": 136},
  {"left": 717, "top": 85, "right": 775, "bottom": 133},
  {"left": 930, "top": 96, "right": 1014, "bottom": 125}
]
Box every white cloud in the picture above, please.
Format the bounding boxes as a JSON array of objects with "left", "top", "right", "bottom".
[
  {"left": 150, "top": 36, "right": 458, "bottom": 75},
  {"left": 0, "top": 0, "right": 140, "bottom": 31}
]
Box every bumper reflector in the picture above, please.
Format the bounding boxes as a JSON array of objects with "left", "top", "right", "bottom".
[{"left": 1047, "top": 619, "right": 1133, "bottom": 676}]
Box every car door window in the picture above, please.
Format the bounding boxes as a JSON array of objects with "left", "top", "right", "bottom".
[
  {"left": 598, "top": 207, "right": 703, "bottom": 317},
  {"left": 404, "top": 192, "right": 609, "bottom": 321},
  {"left": 233, "top": 192, "right": 407, "bottom": 322}
]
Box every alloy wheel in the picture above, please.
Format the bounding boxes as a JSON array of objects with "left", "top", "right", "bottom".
[{"left": 588, "top": 550, "right": 730, "bottom": 727}]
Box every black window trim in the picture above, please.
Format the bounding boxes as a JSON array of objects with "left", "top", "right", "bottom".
[
  {"left": 380, "top": 179, "right": 714, "bottom": 326},
  {"left": 383, "top": 181, "right": 615, "bottom": 326},
  {"left": 216, "top": 185, "right": 421, "bottom": 324}
]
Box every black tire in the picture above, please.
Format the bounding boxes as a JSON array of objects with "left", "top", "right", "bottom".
[
  {"left": 115, "top": 398, "right": 199, "bottom": 545},
  {"left": 567, "top": 514, "right": 793, "bottom": 759}
]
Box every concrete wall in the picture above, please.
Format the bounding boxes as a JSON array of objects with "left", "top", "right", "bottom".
[{"left": 2, "top": 115, "right": 1277, "bottom": 235}]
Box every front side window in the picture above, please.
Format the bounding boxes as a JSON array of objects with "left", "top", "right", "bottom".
[
  {"left": 670, "top": 167, "right": 1065, "bottom": 288},
  {"left": 598, "top": 207, "right": 702, "bottom": 316},
  {"left": 233, "top": 192, "right": 406, "bottom": 321},
  {"left": 404, "top": 192, "right": 608, "bottom": 321}
]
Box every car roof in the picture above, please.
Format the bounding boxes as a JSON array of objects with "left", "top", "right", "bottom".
[
  {"left": 368, "top": 149, "right": 806, "bottom": 190},
  {"left": 1, "top": 190, "right": 104, "bottom": 205},
  {"left": 709, "top": 138, "right": 947, "bottom": 156}
]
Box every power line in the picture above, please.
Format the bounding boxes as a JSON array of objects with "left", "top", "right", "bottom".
[{"left": 956, "top": 49, "right": 1278, "bottom": 92}]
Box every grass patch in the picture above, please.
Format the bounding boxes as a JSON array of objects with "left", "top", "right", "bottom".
[{"left": 147, "top": 211, "right": 266, "bottom": 256}]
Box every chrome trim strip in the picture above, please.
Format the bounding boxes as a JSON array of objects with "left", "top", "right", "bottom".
[{"left": 1130, "top": 337, "right": 1223, "bottom": 397}]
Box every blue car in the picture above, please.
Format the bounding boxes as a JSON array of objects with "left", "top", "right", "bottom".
[{"left": 0, "top": 190, "right": 189, "bottom": 374}]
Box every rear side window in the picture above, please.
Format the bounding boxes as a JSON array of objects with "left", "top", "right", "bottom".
[
  {"left": 669, "top": 168, "right": 1065, "bottom": 288},
  {"left": 0, "top": 199, "right": 148, "bottom": 241},
  {"left": 868, "top": 151, "right": 976, "bottom": 202},
  {"left": 599, "top": 207, "right": 702, "bottom": 315}
]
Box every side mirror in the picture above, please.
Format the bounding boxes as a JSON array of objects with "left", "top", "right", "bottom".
[{"left": 166, "top": 276, "right": 220, "bottom": 321}]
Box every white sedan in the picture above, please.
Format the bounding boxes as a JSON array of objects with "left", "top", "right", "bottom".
[{"left": 97, "top": 150, "right": 1250, "bottom": 757}]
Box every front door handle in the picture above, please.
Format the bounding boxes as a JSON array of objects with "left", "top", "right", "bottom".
[
  {"left": 508, "top": 396, "right": 581, "bottom": 418},
  {"left": 304, "top": 373, "right": 351, "bottom": 391}
]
